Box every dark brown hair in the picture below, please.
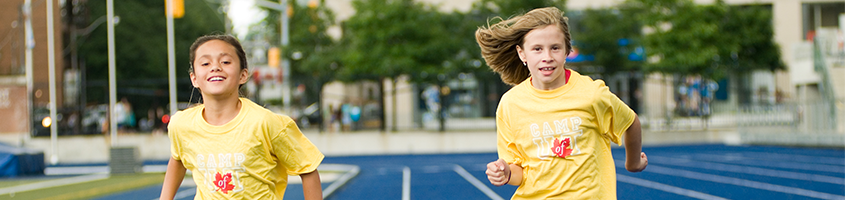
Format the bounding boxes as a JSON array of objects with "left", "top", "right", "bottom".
[{"left": 188, "top": 34, "right": 248, "bottom": 74}]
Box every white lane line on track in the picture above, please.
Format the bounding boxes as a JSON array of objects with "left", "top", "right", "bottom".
[
  {"left": 44, "top": 166, "right": 109, "bottom": 175},
  {"left": 686, "top": 154, "right": 843, "bottom": 173},
  {"left": 152, "top": 177, "right": 197, "bottom": 200},
  {"left": 453, "top": 164, "right": 504, "bottom": 200},
  {"left": 616, "top": 161, "right": 845, "bottom": 200},
  {"left": 617, "top": 175, "right": 728, "bottom": 200},
  {"left": 152, "top": 164, "right": 360, "bottom": 200},
  {"left": 652, "top": 155, "right": 844, "bottom": 184},
  {"left": 724, "top": 152, "right": 845, "bottom": 165},
  {"left": 174, "top": 188, "right": 197, "bottom": 200},
  {"left": 321, "top": 164, "right": 361, "bottom": 198},
  {"left": 402, "top": 166, "right": 411, "bottom": 200},
  {"left": 0, "top": 173, "right": 108, "bottom": 195}
]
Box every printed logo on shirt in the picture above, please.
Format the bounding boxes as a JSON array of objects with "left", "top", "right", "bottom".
[
  {"left": 530, "top": 117, "right": 583, "bottom": 160},
  {"left": 214, "top": 172, "right": 235, "bottom": 194},
  {"left": 551, "top": 137, "right": 572, "bottom": 158},
  {"left": 197, "top": 153, "right": 247, "bottom": 194}
]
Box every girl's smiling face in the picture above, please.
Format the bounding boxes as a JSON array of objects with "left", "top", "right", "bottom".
[
  {"left": 517, "top": 24, "right": 569, "bottom": 90},
  {"left": 190, "top": 39, "right": 248, "bottom": 98}
]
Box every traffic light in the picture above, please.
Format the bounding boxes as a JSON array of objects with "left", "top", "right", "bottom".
[
  {"left": 165, "top": 0, "right": 184, "bottom": 18},
  {"left": 268, "top": 47, "right": 280, "bottom": 68},
  {"left": 308, "top": 0, "right": 319, "bottom": 9}
]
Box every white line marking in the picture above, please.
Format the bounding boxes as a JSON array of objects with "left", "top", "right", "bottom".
[
  {"left": 0, "top": 173, "right": 108, "bottom": 195},
  {"left": 727, "top": 152, "right": 845, "bottom": 165},
  {"left": 152, "top": 178, "right": 198, "bottom": 200},
  {"left": 402, "top": 166, "right": 411, "bottom": 200},
  {"left": 453, "top": 164, "right": 504, "bottom": 200},
  {"left": 173, "top": 187, "right": 197, "bottom": 200},
  {"left": 321, "top": 164, "right": 361, "bottom": 198},
  {"left": 44, "top": 166, "right": 108, "bottom": 175},
  {"left": 687, "top": 154, "right": 843, "bottom": 173},
  {"left": 616, "top": 161, "right": 845, "bottom": 200},
  {"left": 652, "top": 156, "right": 844, "bottom": 184},
  {"left": 617, "top": 175, "right": 727, "bottom": 200}
]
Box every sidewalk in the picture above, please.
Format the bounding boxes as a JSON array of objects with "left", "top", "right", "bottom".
[{"left": 0, "top": 127, "right": 736, "bottom": 165}]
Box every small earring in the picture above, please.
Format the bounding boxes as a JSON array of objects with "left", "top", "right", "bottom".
[{"left": 523, "top": 62, "right": 527, "bottom": 66}]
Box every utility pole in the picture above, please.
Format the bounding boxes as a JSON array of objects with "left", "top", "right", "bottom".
[
  {"left": 167, "top": 0, "right": 178, "bottom": 115},
  {"left": 107, "top": 0, "right": 117, "bottom": 145},
  {"left": 24, "top": 0, "right": 34, "bottom": 152},
  {"left": 280, "top": 0, "right": 291, "bottom": 114},
  {"left": 46, "top": 0, "right": 59, "bottom": 165}
]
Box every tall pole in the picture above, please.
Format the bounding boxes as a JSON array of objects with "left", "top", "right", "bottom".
[
  {"left": 167, "top": 0, "right": 177, "bottom": 115},
  {"left": 46, "top": 0, "right": 59, "bottom": 165},
  {"left": 281, "top": 0, "right": 291, "bottom": 114},
  {"left": 24, "top": 0, "right": 33, "bottom": 140},
  {"left": 107, "top": 0, "right": 117, "bottom": 145}
]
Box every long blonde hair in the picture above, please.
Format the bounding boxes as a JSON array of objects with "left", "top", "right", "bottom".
[{"left": 475, "top": 7, "right": 572, "bottom": 85}]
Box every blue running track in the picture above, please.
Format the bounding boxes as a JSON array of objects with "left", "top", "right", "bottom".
[{"left": 97, "top": 144, "right": 844, "bottom": 200}]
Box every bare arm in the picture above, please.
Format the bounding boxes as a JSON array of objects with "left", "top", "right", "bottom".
[
  {"left": 300, "top": 170, "right": 323, "bottom": 200},
  {"left": 506, "top": 163, "right": 523, "bottom": 186},
  {"left": 160, "top": 157, "right": 187, "bottom": 200},
  {"left": 624, "top": 116, "right": 648, "bottom": 172}
]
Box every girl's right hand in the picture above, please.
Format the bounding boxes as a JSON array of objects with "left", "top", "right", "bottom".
[{"left": 485, "top": 158, "right": 510, "bottom": 186}]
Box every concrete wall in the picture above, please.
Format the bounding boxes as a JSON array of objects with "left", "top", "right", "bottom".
[
  {"left": 0, "top": 84, "right": 29, "bottom": 133},
  {"left": 641, "top": 73, "right": 675, "bottom": 119},
  {"left": 383, "top": 75, "right": 417, "bottom": 131}
]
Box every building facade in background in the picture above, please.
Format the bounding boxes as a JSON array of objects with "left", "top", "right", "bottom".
[{"left": 0, "top": 0, "right": 65, "bottom": 135}]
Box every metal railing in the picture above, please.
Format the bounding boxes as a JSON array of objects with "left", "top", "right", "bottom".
[{"left": 737, "top": 99, "right": 844, "bottom": 147}]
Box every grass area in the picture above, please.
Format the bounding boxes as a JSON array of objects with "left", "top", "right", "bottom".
[{"left": 1, "top": 173, "right": 164, "bottom": 200}]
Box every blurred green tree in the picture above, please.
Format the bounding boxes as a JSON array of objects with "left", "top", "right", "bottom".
[
  {"left": 78, "top": 0, "right": 225, "bottom": 121},
  {"left": 721, "top": 5, "right": 785, "bottom": 73},
  {"left": 570, "top": 8, "right": 643, "bottom": 78},
  {"left": 338, "top": 0, "right": 454, "bottom": 131},
  {"left": 470, "top": 0, "right": 567, "bottom": 19},
  {"left": 624, "top": 0, "right": 783, "bottom": 80}
]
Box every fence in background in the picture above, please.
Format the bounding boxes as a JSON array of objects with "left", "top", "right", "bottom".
[{"left": 641, "top": 99, "right": 844, "bottom": 147}]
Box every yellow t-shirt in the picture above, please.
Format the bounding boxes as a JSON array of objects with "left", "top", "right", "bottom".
[
  {"left": 496, "top": 69, "right": 636, "bottom": 199},
  {"left": 168, "top": 98, "right": 324, "bottom": 199}
]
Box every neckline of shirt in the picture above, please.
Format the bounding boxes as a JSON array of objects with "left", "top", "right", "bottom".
[
  {"left": 525, "top": 69, "right": 577, "bottom": 98},
  {"left": 195, "top": 98, "right": 249, "bottom": 134}
]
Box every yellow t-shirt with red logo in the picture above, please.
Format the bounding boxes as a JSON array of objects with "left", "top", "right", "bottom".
[
  {"left": 496, "top": 69, "right": 636, "bottom": 199},
  {"left": 168, "top": 98, "right": 324, "bottom": 199}
]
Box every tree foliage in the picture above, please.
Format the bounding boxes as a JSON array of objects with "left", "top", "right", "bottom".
[
  {"left": 623, "top": 0, "right": 783, "bottom": 79},
  {"left": 470, "top": 0, "right": 567, "bottom": 20},
  {"left": 721, "top": 5, "right": 784, "bottom": 73},
  {"left": 570, "top": 8, "right": 642, "bottom": 77},
  {"left": 78, "top": 0, "right": 225, "bottom": 109},
  {"left": 339, "top": 0, "right": 443, "bottom": 83}
]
